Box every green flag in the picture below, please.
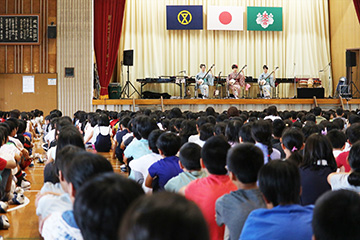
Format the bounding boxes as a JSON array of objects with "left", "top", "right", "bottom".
[{"left": 247, "top": 7, "right": 283, "bottom": 31}]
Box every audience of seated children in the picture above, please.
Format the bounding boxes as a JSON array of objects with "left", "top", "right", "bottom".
[
  {"left": 188, "top": 116, "right": 209, "bottom": 144},
  {"left": 40, "top": 150, "right": 114, "bottom": 239},
  {"left": 145, "top": 132, "right": 182, "bottom": 191},
  {"left": 312, "top": 189, "right": 360, "bottom": 240},
  {"left": 240, "top": 160, "right": 314, "bottom": 240},
  {"left": 299, "top": 133, "right": 337, "bottom": 205},
  {"left": 83, "top": 113, "right": 97, "bottom": 148},
  {"left": 119, "top": 192, "right": 209, "bottom": 240},
  {"left": 165, "top": 142, "right": 207, "bottom": 192},
  {"left": 336, "top": 123, "right": 360, "bottom": 172},
  {"left": 264, "top": 106, "right": 282, "bottom": 121},
  {"left": 183, "top": 136, "right": 237, "bottom": 240},
  {"left": 216, "top": 143, "right": 266, "bottom": 240},
  {"left": 328, "top": 141, "right": 360, "bottom": 193},
  {"left": 74, "top": 173, "right": 144, "bottom": 240},
  {"left": 326, "top": 129, "right": 346, "bottom": 159},
  {"left": 194, "top": 122, "right": 215, "bottom": 147},
  {"left": 281, "top": 128, "right": 304, "bottom": 165},
  {"left": 251, "top": 119, "right": 281, "bottom": 163},
  {"left": 129, "top": 129, "right": 163, "bottom": 192},
  {"left": 112, "top": 116, "right": 130, "bottom": 162}
]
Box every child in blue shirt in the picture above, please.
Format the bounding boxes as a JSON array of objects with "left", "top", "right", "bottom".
[
  {"left": 146, "top": 132, "right": 182, "bottom": 191},
  {"left": 240, "top": 160, "right": 314, "bottom": 240}
]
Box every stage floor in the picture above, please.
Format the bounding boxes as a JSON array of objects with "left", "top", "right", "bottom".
[{"left": 92, "top": 98, "right": 360, "bottom": 112}]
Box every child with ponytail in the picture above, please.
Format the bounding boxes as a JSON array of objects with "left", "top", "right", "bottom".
[
  {"left": 251, "top": 120, "right": 281, "bottom": 163},
  {"left": 281, "top": 128, "right": 304, "bottom": 166},
  {"left": 328, "top": 141, "right": 360, "bottom": 193}
]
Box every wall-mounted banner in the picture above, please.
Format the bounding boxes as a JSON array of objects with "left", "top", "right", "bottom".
[
  {"left": 247, "top": 7, "right": 283, "bottom": 31},
  {"left": 208, "top": 6, "right": 244, "bottom": 31},
  {"left": 166, "top": 5, "right": 203, "bottom": 30}
]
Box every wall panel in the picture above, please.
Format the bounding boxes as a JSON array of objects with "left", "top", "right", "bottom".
[{"left": 57, "top": 0, "right": 93, "bottom": 116}]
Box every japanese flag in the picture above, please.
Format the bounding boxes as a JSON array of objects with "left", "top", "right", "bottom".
[{"left": 207, "top": 6, "right": 244, "bottom": 31}]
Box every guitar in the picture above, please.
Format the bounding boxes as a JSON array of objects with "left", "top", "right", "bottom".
[
  {"left": 259, "top": 66, "right": 279, "bottom": 86},
  {"left": 197, "top": 64, "right": 215, "bottom": 85},
  {"left": 229, "top": 64, "right": 247, "bottom": 85}
]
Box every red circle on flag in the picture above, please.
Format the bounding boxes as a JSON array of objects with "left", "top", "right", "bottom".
[{"left": 219, "top": 11, "right": 232, "bottom": 25}]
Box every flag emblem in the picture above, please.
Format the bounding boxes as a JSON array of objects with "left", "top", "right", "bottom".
[
  {"left": 256, "top": 11, "right": 274, "bottom": 29},
  {"left": 207, "top": 6, "right": 244, "bottom": 31},
  {"left": 166, "top": 5, "right": 203, "bottom": 30},
  {"left": 178, "top": 10, "right": 192, "bottom": 25},
  {"left": 247, "top": 7, "right": 282, "bottom": 31}
]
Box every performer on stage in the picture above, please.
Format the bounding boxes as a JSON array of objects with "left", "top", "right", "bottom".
[
  {"left": 226, "top": 64, "right": 245, "bottom": 99},
  {"left": 195, "top": 64, "right": 214, "bottom": 99},
  {"left": 258, "top": 65, "right": 275, "bottom": 98}
]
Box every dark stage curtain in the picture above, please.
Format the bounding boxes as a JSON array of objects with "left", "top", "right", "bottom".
[
  {"left": 354, "top": 0, "right": 360, "bottom": 24},
  {"left": 94, "top": 0, "right": 126, "bottom": 97}
]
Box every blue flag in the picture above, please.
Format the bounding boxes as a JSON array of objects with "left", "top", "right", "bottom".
[{"left": 166, "top": 5, "right": 203, "bottom": 30}]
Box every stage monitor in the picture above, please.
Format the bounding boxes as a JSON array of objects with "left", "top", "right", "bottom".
[{"left": 123, "top": 50, "right": 134, "bottom": 66}]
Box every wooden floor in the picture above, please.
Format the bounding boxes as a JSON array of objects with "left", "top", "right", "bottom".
[{"left": 0, "top": 140, "right": 124, "bottom": 240}]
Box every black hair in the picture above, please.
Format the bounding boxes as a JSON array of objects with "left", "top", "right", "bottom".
[
  {"left": 227, "top": 143, "right": 264, "bottom": 183},
  {"left": 336, "top": 108, "right": 344, "bottom": 116},
  {"left": 63, "top": 151, "right": 113, "bottom": 191},
  {"left": 239, "top": 123, "right": 255, "bottom": 143},
  {"left": 17, "top": 119, "right": 27, "bottom": 134},
  {"left": 119, "top": 192, "right": 209, "bottom": 240},
  {"left": 263, "top": 65, "right": 268, "bottom": 70},
  {"left": 225, "top": 120, "right": 243, "bottom": 143},
  {"left": 179, "top": 142, "right": 202, "bottom": 171},
  {"left": 313, "top": 190, "right": 360, "bottom": 240},
  {"left": 281, "top": 128, "right": 304, "bottom": 166},
  {"left": 136, "top": 116, "right": 159, "bottom": 140},
  {"left": 156, "top": 132, "right": 181, "bottom": 157},
  {"left": 196, "top": 116, "right": 209, "bottom": 129},
  {"left": 9, "top": 109, "right": 21, "bottom": 119},
  {"left": 201, "top": 136, "right": 230, "bottom": 175},
  {"left": 227, "top": 106, "right": 240, "bottom": 117},
  {"left": 56, "top": 126, "right": 85, "bottom": 157},
  {"left": 346, "top": 123, "right": 360, "bottom": 144},
  {"left": 326, "top": 129, "right": 346, "bottom": 149},
  {"left": 231, "top": 64, "right": 238, "bottom": 69},
  {"left": 313, "top": 107, "right": 322, "bottom": 116},
  {"left": 305, "top": 113, "right": 316, "bottom": 122},
  {"left": 251, "top": 120, "right": 273, "bottom": 157},
  {"left": 302, "top": 133, "right": 337, "bottom": 171},
  {"left": 199, "top": 64, "right": 206, "bottom": 69},
  {"left": 97, "top": 114, "right": 110, "bottom": 126},
  {"left": 302, "top": 121, "right": 320, "bottom": 141},
  {"left": 272, "top": 119, "right": 285, "bottom": 138},
  {"left": 169, "top": 108, "right": 182, "bottom": 119},
  {"left": 347, "top": 141, "right": 360, "bottom": 186},
  {"left": 267, "top": 106, "right": 278, "bottom": 116},
  {"left": 259, "top": 160, "right": 301, "bottom": 206},
  {"left": 4, "top": 119, "right": 17, "bottom": 135},
  {"left": 199, "top": 123, "right": 214, "bottom": 141},
  {"left": 205, "top": 107, "right": 216, "bottom": 116},
  {"left": 120, "top": 116, "right": 131, "bottom": 129},
  {"left": 214, "top": 122, "right": 226, "bottom": 136},
  {"left": 55, "top": 145, "right": 85, "bottom": 177},
  {"left": 148, "top": 129, "right": 164, "bottom": 154},
  {"left": 74, "top": 173, "right": 144, "bottom": 240},
  {"left": 332, "top": 118, "right": 344, "bottom": 130},
  {"left": 349, "top": 114, "right": 360, "bottom": 125}
]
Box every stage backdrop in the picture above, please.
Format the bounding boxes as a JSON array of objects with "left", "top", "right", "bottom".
[{"left": 118, "top": 0, "right": 332, "bottom": 98}]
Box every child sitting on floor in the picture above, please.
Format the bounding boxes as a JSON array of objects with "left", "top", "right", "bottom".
[
  {"left": 216, "top": 143, "right": 266, "bottom": 240},
  {"left": 145, "top": 132, "right": 182, "bottom": 191},
  {"left": 165, "top": 142, "right": 207, "bottom": 193}
]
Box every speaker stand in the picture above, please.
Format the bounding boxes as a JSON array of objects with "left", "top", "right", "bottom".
[
  {"left": 121, "top": 66, "right": 141, "bottom": 99},
  {"left": 348, "top": 69, "right": 360, "bottom": 98}
]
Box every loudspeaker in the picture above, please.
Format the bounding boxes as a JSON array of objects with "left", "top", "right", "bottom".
[
  {"left": 297, "top": 88, "right": 324, "bottom": 98},
  {"left": 346, "top": 51, "right": 356, "bottom": 67},
  {"left": 48, "top": 26, "right": 57, "bottom": 39},
  {"left": 123, "top": 50, "right": 133, "bottom": 66}
]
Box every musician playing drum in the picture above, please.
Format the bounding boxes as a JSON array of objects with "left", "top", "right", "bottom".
[
  {"left": 226, "top": 64, "right": 245, "bottom": 99},
  {"left": 258, "top": 65, "right": 275, "bottom": 99},
  {"left": 195, "top": 64, "right": 214, "bottom": 99}
]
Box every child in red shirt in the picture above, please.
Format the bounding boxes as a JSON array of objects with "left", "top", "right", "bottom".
[{"left": 183, "top": 136, "right": 236, "bottom": 240}]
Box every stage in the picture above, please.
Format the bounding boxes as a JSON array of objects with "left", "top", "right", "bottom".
[{"left": 92, "top": 98, "right": 360, "bottom": 112}]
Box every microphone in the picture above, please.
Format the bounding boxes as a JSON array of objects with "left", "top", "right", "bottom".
[{"left": 218, "top": 71, "right": 222, "bottom": 76}]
